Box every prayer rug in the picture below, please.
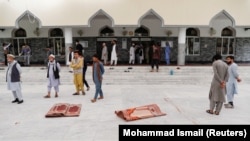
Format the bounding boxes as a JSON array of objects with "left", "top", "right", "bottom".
[
  {"left": 45, "top": 103, "right": 82, "bottom": 118},
  {"left": 114, "top": 104, "right": 166, "bottom": 121}
]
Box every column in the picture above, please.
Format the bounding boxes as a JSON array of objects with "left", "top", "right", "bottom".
[
  {"left": 177, "top": 27, "right": 186, "bottom": 66},
  {"left": 64, "top": 27, "right": 73, "bottom": 65}
]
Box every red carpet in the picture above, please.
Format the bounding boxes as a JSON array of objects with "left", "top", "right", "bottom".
[
  {"left": 45, "top": 103, "right": 82, "bottom": 118},
  {"left": 115, "top": 104, "right": 166, "bottom": 121}
]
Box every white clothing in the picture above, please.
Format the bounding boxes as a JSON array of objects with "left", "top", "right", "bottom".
[
  {"left": 111, "top": 44, "right": 118, "bottom": 65},
  {"left": 129, "top": 46, "right": 135, "bottom": 64},
  {"left": 47, "top": 60, "right": 61, "bottom": 92},
  {"left": 101, "top": 46, "right": 108, "bottom": 65},
  {"left": 6, "top": 60, "right": 23, "bottom": 100}
]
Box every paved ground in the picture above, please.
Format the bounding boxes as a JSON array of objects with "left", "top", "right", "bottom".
[{"left": 0, "top": 65, "right": 249, "bottom": 141}]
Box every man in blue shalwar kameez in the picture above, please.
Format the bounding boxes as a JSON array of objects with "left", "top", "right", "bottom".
[{"left": 91, "top": 54, "right": 105, "bottom": 103}]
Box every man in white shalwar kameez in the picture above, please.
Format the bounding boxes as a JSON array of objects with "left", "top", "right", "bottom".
[
  {"left": 110, "top": 40, "right": 118, "bottom": 66},
  {"left": 129, "top": 43, "right": 135, "bottom": 64},
  {"left": 101, "top": 42, "right": 108, "bottom": 65},
  {"left": 6, "top": 54, "right": 23, "bottom": 104},
  {"left": 224, "top": 55, "right": 241, "bottom": 108},
  {"left": 44, "top": 54, "right": 61, "bottom": 98}
]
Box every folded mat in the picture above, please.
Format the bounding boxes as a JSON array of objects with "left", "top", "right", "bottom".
[
  {"left": 115, "top": 104, "right": 166, "bottom": 121},
  {"left": 45, "top": 103, "right": 82, "bottom": 118}
]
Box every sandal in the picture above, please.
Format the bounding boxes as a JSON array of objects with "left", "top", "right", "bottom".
[
  {"left": 206, "top": 109, "right": 213, "bottom": 114},
  {"left": 91, "top": 99, "right": 96, "bottom": 103},
  {"left": 72, "top": 93, "right": 79, "bottom": 95},
  {"left": 44, "top": 95, "right": 50, "bottom": 98},
  {"left": 98, "top": 96, "right": 104, "bottom": 100},
  {"left": 214, "top": 111, "right": 219, "bottom": 115}
]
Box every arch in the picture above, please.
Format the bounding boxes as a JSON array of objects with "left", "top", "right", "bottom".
[
  {"left": 186, "top": 28, "right": 200, "bottom": 36},
  {"left": 99, "top": 26, "right": 114, "bottom": 36},
  {"left": 221, "top": 27, "right": 235, "bottom": 36},
  {"left": 49, "top": 28, "right": 64, "bottom": 37},
  {"left": 15, "top": 10, "right": 42, "bottom": 29},
  {"left": 134, "top": 25, "right": 149, "bottom": 36},
  {"left": 14, "top": 28, "right": 27, "bottom": 37},
  {"left": 138, "top": 9, "right": 164, "bottom": 27},
  {"left": 88, "top": 9, "right": 114, "bottom": 27},
  {"left": 209, "top": 10, "right": 235, "bottom": 27}
]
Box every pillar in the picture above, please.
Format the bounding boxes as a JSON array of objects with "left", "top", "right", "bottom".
[
  {"left": 178, "top": 27, "right": 186, "bottom": 66},
  {"left": 64, "top": 27, "right": 73, "bottom": 65}
]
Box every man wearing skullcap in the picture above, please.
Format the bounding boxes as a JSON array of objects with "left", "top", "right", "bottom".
[
  {"left": 44, "top": 54, "right": 61, "bottom": 98},
  {"left": 6, "top": 54, "right": 24, "bottom": 104}
]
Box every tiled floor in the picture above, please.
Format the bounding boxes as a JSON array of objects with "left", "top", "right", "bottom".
[{"left": 0, "top": 65, "right": 249, "bottom": 141}]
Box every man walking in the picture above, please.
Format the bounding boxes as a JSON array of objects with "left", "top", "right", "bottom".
[{"left": 91, "top": 54, "right": 105, "bottom": 103}]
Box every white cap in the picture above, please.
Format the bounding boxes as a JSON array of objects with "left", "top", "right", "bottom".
[
  {"left": 7, "top": 54, "right": 15, "bottom": 58},
  {"left": 49, "top": 54, "right": 55, "bottom": 58}
]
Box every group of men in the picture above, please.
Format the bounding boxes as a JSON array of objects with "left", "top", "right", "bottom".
[
  {"left": 5, "top": 40, "right": 105, "bottom": 104},
  {"left": 99, "top": 40, "right": 118, "bottom": 66},
  {"left": 4, "top": 40, "right": 241, "bottom": 113},
  {"left": 128, "top": 41, "right": 171, "bottom": 66}
]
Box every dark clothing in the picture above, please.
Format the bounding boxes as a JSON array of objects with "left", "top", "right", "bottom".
[
  {"left": 47, "top": 61, "right": 60, "bottom": 79},
  {"left": 83, "top": 58, "right": 89, "bottom": 88},
  {"left": 151, "top": 46, "right": 161, "bottom": 70},
  {"left": 148, "top": 46, "right": 153, "bottom": 64},
  {"left": 76, "top": 44, "right": 83, "bottom": 55},
  {"left": 6, "top": 63, "right": 20, "bottom": 82},
  {"left": 151, "top": 59, "right": 159, "bottom": 70},
  {"left": 4, "top": 54, "right": 7, "bottom": 66},
  {"left": 69, "top": 51, "right": 72, "bottom": 62}
]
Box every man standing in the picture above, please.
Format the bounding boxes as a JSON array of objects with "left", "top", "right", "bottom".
[
  {"left": 66, "top": 46, "right": 74, "bottom": 72},
  {"left": 110, "top": 40, "right": 118, "bottom": 66},
  {"left": 91, "top": 54, "right": 105, "bottom": 103},
  {"left": 70, "top": 51, "right": 84, "bottom": 95},
  {"left": 101, "top": 42, "right": 108, "bottom": 65},
  {"left": 44, "top": 54, "right": 61, "bottom": 98},
  {"left": 224, "top": 55, "right": 241, "bottom": 108},
  {"left": 139, "top": 44, "right": 144, "bottom": 64},
  {"left": 129, "top": 42, "right": 135, "bottom": 65},
  {"left": 150, "top": 42, "right": 161, "bottom": 72},
  {"left": 206, "top": 54, "right": 229, "bottom": 115},
  {"left": 44, "top": 47, "right": 53, "bottom": 67},
  {"left": 19, "top": 44, "right": 31, "bottom": 66},
  {"left": 3, "top": 43, "right": 11, "bottom": 66},
  {"left": 164, "top": 42, "right": 171, "bottom": 65},
  {"left": 75, "top": 40, "right": 84, "bottom": 56},
  {"left": 6, "top": 54, "right": 23, "bottom": 104}
]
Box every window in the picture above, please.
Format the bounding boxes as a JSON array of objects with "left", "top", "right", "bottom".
[
  {"left": 12, "top": 38, "right": 26, "bottom": 56},
  {"left": 185, "top": 28, "right": 200, "bottom": 56},
  {"left": 216, "top": 28, "right": 235, "bottom": 55},
  {"left": 48, "top": 28, "right": 65, "bottom": 56},
  {"left": 12, "top": 28, "right": 27, "bottom": 56},
  {"left": 216, "top": 37, "right": 235, "bottom": 55}
]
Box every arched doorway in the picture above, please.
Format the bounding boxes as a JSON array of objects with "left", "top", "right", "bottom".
[{"left": 48, "top": 28, "right": 65, "bottom": 56}]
